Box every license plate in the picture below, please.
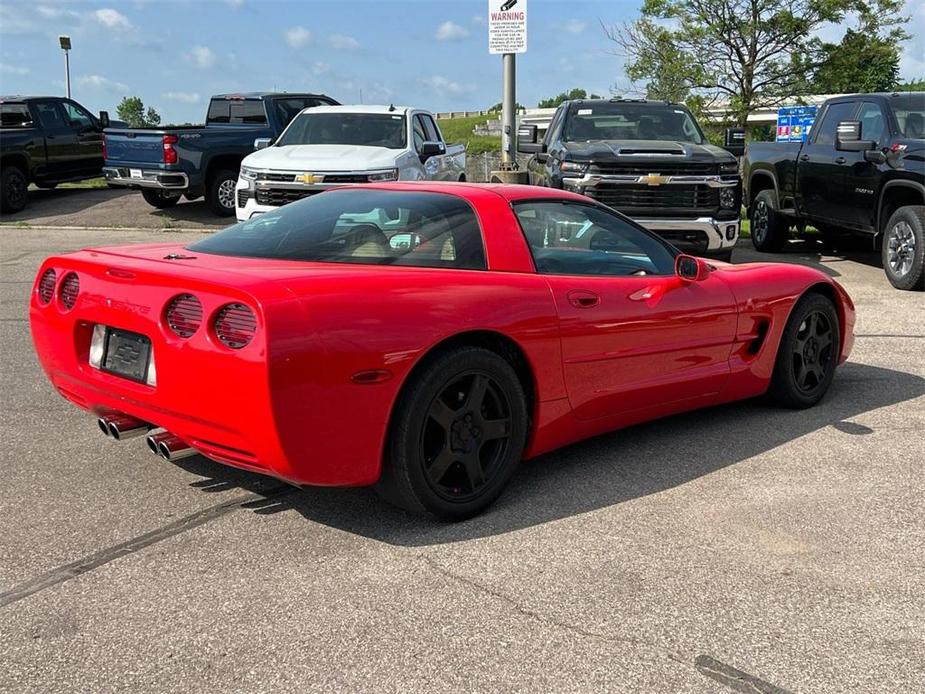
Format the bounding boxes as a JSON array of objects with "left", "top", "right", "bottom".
[
  {"left": 130, "top": 168, "right": 143, "bottom": 179},
  {"left": 101, "top": 328, "right": 152, "bottom": 383}
]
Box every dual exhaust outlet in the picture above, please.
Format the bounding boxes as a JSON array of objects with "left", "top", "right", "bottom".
[{"left": 97, "top": 413, "right": 196, "bottom": 462}]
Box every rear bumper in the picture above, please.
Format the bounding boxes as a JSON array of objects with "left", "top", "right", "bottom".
[{"left": 103, "top": 167, "right": 189, "bottom": 190}]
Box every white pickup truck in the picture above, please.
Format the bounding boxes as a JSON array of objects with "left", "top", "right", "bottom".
[{"left": 234, "top": 104, "right": 466, "bottom": 221}]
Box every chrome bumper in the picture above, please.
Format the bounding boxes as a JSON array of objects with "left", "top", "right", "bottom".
[
  {"left": 639, "top": 217, "right": 739, "bottom": 252},
  {"left": 103, "top": 167, "right": 189, "bottom": 189}
]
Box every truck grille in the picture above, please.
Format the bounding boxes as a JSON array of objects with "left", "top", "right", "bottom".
[
  {"left": 322, "top": 174, "right": 369, "bottom": 184},
  {"left": 589, "top": 163, "right": 717, "bottom": 176},
  {"left": 586, "top": 184, "right": 719, "bottom": 212},
  {"left": 255, "top": 188, "right": 321, "bottom": 206}
]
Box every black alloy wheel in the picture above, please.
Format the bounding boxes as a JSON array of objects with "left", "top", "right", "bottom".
[
  {"left": 1, "top": 166, "right": 28, "bottom": 213},
  {"left": 790, "top": 310, "right": 835, "bottom": 395}
]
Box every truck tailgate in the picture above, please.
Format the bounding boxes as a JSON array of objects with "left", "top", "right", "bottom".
[{"left": 104, "top": 130, "right": 166, "bottom": 165}]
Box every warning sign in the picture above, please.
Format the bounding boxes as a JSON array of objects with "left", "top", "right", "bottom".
[{"left": 488, "top": 0, "right": 527, "bottom": 54}]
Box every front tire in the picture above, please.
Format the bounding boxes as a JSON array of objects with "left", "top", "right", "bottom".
[
  {"left": 206, "top": 169, "right": 237, "bottom": 217},
  {"left": 141, "top": 189, "right": 181, "bottom": 209},
  {"left": 378, "top": 346, "right": 528, "bottom": 520},
  {"left": 768, "top": 293, "right": 840, "bottom": 409},
  {"left": 750, "top": 189, "right": 789, "bottom": 252},
  {"left": 1, "top": 165, "right": 28, "bottom": 213},
  {"left": 882, "top": 206, "right": 924, "bottom": 291}
]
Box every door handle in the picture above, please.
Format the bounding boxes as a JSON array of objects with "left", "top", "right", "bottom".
[
  {"left": 799, "top": 154, "right": 810, "bottom": 161},
  {"left": 567, "top": 290, "right": 600, "bottom": 309},
  {"left": 835, "top": 156, "right": 846, "bottom": 164}
]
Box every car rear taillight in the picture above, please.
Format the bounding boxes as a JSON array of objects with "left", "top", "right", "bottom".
[
  {"left": 165, "top": 294, "right": 203, "bottom": 338},
  {"left": 214, "top": 303, "right": 257, "bottom": 349},
  {"left": 59, "top": 272, "right": 79, "bottom": 310},
  {"left": 163, "top": 134, "right": 178, "bottom": 165},
  {"left": 37, "top": 268, "right": 56, "bottom": 305}
]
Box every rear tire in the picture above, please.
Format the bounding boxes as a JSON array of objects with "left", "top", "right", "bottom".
[
  {"left": 206, "top": 169, "right": 237, "bottom": 217},
  {"left": 1, "top": 165, "right": 28, "bottom": 213},
  {"left": 882, "top": 206, "right": 924, "bottom": 291},
  {"left": 377, "top": 346, "right": 528, "bottom": 520},
  {"left": 768, "top": 293, "right": 840, "bottom": 409},
  {"left": 141, "top": 188, "right": 181, "bottom": 209},
  {"left": 750, "top": 189, "right": 789, "bottom": 252}
]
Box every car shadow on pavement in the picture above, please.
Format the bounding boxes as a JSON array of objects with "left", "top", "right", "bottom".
[
  {"left": 168, "top": 361, "right": 923, "bottom": 546},
  {"left": 737, "top": 236, "right": 882, "bottom": 276},
  {"left": 2, "top": 188, "right": 132, "bottom": 223}
]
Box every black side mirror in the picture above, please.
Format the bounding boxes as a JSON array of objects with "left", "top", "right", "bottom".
[
  {"left": 723, "top": 127, "right": 746, "bottom": 157},
  {"left": 676, "top": 254, "right": 710, "bottom": 282},
  {"left": 518, "top": 141, "right": 547, "bottom": 155},
  {"left": 98, "top": 111, "right": 110, "bottom": 129},
  {"left": 419, "top": 141, "right": 445, "bottom": 161},
  {"left": 836, "top": 120, "right": 876, "bottom": 152}
]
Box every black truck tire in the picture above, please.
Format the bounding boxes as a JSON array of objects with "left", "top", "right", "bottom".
[
  {"left": 1, "top": 165, "right": 29, "bottom": 213},
  {"left": 750, "top": 189, "right": 789, "bottom": 252},
  {"left": 882, "top": 206, "right": 925, "bottom": 291},
  {"left": 206, "top": 169, "right": 238, "bottom": 217},
  {"left": 141, "top": 189, "right": 181, "bottom": 209}
]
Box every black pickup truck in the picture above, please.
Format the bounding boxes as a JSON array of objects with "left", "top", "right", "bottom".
[
  {"left": 744, "top": 92, "right": 924, "bottom": 291},
  {"left": 1, "top": 95, "right": 112, "bottom": 213},
  {"left": 103, "top": 92, "right": 338, "bottom": 216},
  {"left": 518, "top": 99, "right": 744, "bottom": 261}
]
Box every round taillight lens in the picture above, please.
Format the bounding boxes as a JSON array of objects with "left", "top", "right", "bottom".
[
  {"left": 165, "top": 294, "right": 203, "bottom": 338},
  {"left": 59, "top": 272, "right": 80, "bottom": 310},
  {"left": 37, "top": 268, "right": 56, "bottom": 305},
  {"left": 214, "top": 303, "right": 257, "bottom": 349}
]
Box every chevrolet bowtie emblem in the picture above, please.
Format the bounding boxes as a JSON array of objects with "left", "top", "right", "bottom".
[
  {"left": 642, "top": 173, "right": 668, "bottom": 186},
  {"left": 296, "top": 173, "right": 320, "bottom": 184}
]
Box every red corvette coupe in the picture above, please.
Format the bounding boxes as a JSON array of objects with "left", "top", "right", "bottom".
[{"left": 30, "top": 183, "right": 855, "bottom": 518}]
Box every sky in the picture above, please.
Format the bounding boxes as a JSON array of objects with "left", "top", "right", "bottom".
[{"left": 0, "top": 0, "right": 922, "bottom": 125}]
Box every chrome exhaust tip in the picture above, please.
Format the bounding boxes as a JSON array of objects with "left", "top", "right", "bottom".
[
  {"left": 145, "top": 431, "right": 171, "bottom": 456},
  {"left": 155, "top": 433, "right": 197, "bottom": 461},
  {"left": 99, "top": 413, "right": 148, "bottom": 441}
]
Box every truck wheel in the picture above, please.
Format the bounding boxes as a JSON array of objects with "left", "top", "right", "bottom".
[
  {"left": 882, "top": 206, "right": 924, "bottom": 291},
  {"left": 206, "top": 169, "right": 237, "bottom": 217},
  {"left": 141, "top": 189, "right": 181, "bottom": 209},
  {"left": 750, "top": 189, "right": 789, "bottom": 252},
  {"left": 1, "top": 165, "right": 28, "bottom": 213}
]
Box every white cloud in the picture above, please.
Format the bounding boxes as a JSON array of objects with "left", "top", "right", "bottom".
[
  {"left": 37, "top": 5, "right": 81, "bottom": 21},
  {"left": 187, "top": 45, "right": 215, "bottom": 69},
  {"left": 472, "top": 15, "right": 486, "bottom": 26},
  {"left": 899, "top": 1, "right": 925, "bottom": 80},
  {"left": 562, "top": 19, "right": 587, "bottom": 34},
  {"left": 163, "top": 91, "right": 201, "bottom": 103},
  {"left": 93, "top": 8, "right": 132, "bottom": 31},
  {"left": 0, "top": 62, "right": 30, "bottom": 75},
  {"left": 78, "top": 74, "right": 129, "bottom": 93},
  {"left": 421, "top": 75, "right": 475, "bottom": 96},
  {"left": 311, "top": 61, "right": 330, "bottom": 76},
  {"left": 285, "top": 26, "right": 312, "bottom": 48},
  {"left": 328, "top": 33, "right": 359, "bottom": 50},
  {"left": 226, "top": 0, "right": 244, "bottom": 7},
  {"left": 435, "top": 21, "right": 469, "bottom": 41}
]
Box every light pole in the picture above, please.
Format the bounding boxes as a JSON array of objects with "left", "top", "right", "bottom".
[{"left": 58, "top": 35, "right": 71, "bottom": 98}]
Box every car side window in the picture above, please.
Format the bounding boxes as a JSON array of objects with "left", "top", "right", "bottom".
[
  {"left": 62, "top": 101, "right": 94, "bottom": 131},
  {"left": 421, "top": 114, "right": 441, "bottom": 143},
  {"left": 513, "top": 201, "right": 676, "bottom": 276},
  {"left": 33, "top": 102, "right": 68, "bottom": 132},
  {"left": 412, "top": 115, "right": 427, "bottom": 151},
  {"left": 857, "top": 101, "right": 886, "bottom": 144},
  {"left": 813, "top": 101, "right": 858, "bottom": 145},
  {"left": 544, "top": 107, "right": 565, "bottom": 146}
]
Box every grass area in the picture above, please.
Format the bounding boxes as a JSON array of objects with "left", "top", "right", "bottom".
[
  {"left": 58, "top": 177, "right": 109, "bottom": 189},
  {"left": 437, "top": 115, "right": 501, "bottom": 156}
]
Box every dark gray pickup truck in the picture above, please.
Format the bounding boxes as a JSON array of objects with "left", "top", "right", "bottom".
[
  {"left": 744, "top": 92, "right": 924, "bottom": 291},
  {"left": 518, "top": 99, "right": 744, "bottom": 261},
  {"left": 103, "top": 92, "right": 338, "bottom": 216},
  {"left": 1, "top": 95, "right": 112, "bottom": 213}
]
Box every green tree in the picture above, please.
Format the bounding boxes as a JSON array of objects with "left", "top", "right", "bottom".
[
  {"left": 537, "top": 88, "right": 603, "bottom": 108},
  {"left": 606, "top": 0, "right": 909, "bottom": 126},
  {"left": 812, "top": 30, "right": 900, "bottom": 93},
  {"left": 116, "top": 96, "right": 162, "bottom": 128}
]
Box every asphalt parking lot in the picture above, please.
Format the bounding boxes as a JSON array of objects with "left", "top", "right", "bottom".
[{"left": 1, "top": 191, "right": 923, "bottom": 692}]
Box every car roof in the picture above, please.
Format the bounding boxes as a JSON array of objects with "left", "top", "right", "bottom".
[
  {"left": 0, "top": 96, "right": 63, "bottom": 102},
  {"left": 296, "top": 104, "right": 416, "bottom": 115},
  {"left": 210, "top": 92, "right": 330, "bottom": 100},
  {"left": 352, "top": 181, "right": 589, "bottom": 203}
]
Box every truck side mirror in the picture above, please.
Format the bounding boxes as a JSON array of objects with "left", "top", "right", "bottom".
[
  {"left": 836, "top": 120, "right": 875, "bottom": 152},
  {"left": 518, "top": 124, "right": 537, "bottom": 144},
  {"left": 419, "top": 141, "right": 445, "bottom": 161},
  {"left": 254, "top": 137, "right": 273, "bottom": 150},
  {"left": 723, "top": 127, "right": 745, "bottom": 157},
  {"left": 98, "top": 111, "right": 110, "bottom": 129}
]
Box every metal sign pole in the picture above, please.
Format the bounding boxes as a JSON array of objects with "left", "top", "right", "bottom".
[
  {"left": 64, "top": 49, "right": 71, "bottom": 98},
  {"left": 501, "top": 53, "right": 516, "bottom": 168}
]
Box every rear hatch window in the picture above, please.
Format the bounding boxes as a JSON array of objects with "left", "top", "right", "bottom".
[
  {"left": 189, "top": 189, "right": 486, "bottom": 270},
  {"left": 1, "top": 103, "right": 32, "bottom": 127},
  {"left": 207, "top": 98, "right": 267, "bottom": 125}
]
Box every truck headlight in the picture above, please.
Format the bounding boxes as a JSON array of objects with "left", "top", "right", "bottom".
[
  {"left": 719, "top": 160, "right": 739, "bottom": 173},
  {"left": 559, "top": 161, "right": 587, "bottom": 177},
  {"left": 240, "top": 166, "right": 259, "bottom": 181},
  {"left": 367, "top": 169, "right": 399, "bottom": 182},
  {"left": 719, "top": 187, "right": 737, "bottom": 208}
]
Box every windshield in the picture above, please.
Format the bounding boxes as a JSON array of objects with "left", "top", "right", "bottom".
[
  {"left": 277, "top": 113, "right": 407, "bottom": 149},
  {"left": 563, "top": 103, "right": 705, "bottom": 144},
  {"left": 188, "top": 189, "right": 485, "bottom": 270},
  {"left": 892, "top": 93, "right": 925, "bottom": 139}
]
